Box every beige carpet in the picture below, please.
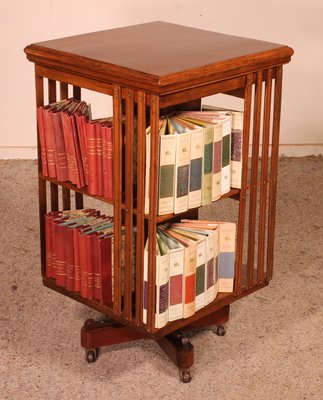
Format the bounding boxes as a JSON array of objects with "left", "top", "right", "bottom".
[{"left": 0, "top": 157, "right": 322, "bottom": 400}]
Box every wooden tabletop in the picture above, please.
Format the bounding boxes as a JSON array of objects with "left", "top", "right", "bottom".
[{"left": 25, "top": 21, "right": 293, "bottom": 94}]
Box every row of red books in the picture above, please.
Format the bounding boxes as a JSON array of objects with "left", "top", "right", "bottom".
[
  {"left": 45, "top": 208, "right": 117, "bottom": 304},
  {"left": 37, "top": 98, "right": 114, "bottom": 200}
]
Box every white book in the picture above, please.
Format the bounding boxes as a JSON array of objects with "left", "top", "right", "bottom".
[
  {"left": 230, "top": 111, "right": 244, "bottom": 189},
  {"left": 218, "top": 222, "right": 236, "bottom": 292},
  {"left": 158, "top": 134, "right": 176, "bottom": 215},
  {"left": 173, "top": 130, "right": 191, "bottom": 214},
  {"left": 212, "top": 123, "right": 222, "bottom": 201},
  {"left": 155, "top": 234, "right": 170, "bottom": 328},
  {"left": 158, "top": 229, "right": 184, "bottom": 322}
]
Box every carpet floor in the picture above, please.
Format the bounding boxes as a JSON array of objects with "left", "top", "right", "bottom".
[{"left": 0, "top": 157, "right": 322, "bottom": 400}]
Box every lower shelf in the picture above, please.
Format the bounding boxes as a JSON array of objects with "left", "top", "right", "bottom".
[{"left": 43, "top": 277, "right": 268, "bottom": 339}]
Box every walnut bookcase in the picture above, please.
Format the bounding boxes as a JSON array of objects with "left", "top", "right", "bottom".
[{"left": 24, "top": 21, "right": 293, "bottom": 382}]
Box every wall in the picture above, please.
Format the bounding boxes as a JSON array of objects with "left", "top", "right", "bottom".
[{"left": 0, "top": 0, "right": 322, "bottom": 158}]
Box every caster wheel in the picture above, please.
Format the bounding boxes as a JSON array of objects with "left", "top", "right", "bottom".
[
  {"left": 179, "top": 369, "right": 191, "bottom": 383},
  {"left": 85, "top": 348, "right": 99, "bottom": 363},
  {"left": 215, "top": 325, "right": 226, "bottom": 336}
]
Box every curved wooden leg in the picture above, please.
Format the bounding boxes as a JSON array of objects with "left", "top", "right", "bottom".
[
  {"left": 81, "top": 318, "right": 147, "bottom": 363},
  {"left": 157, "top": 331, "right": 194, "bottom": 383}
]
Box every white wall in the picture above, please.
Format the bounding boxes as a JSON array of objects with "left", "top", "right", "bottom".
[{"left": 1, "top": 0, "right": 322, "bottom": 158}]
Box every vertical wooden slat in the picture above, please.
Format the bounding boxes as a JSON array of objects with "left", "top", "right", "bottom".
[
  {"left": 59, "top": 82, "right": 71, "bottom": 209},
  {"left": 246, "top": 71, "right": 263, "bottom": 289},
  {"left": 234, "top": 74, "right": 253, "bottom": 295},
  {"left": 135, "top": 91, "right": 146, "bottom": 325},
  {"left": 123, "top": 88, "right": 134, "bottom": 320},
  {"left": 147, "top": 95, "right": 159, "bottom": 332},
  {"left": 35, "top": 70, "right": 47, "bottom": 277},
  {"left": 48, "top": 79, "right": 59, "bottom": 212},
  {"left": 267, "top": 66, "right": 283, "bottom": 281},
  {"left": 113, "top": 85, "right": 123, "bottom": 316},
  {"left": 73, "top": 85, "right": 84, "bottom": 209},
  {"left": 257, "top": 69, "right": 273, "bottom": 284},
  {"left": 60, "top": 82, "right": 68, "bottom": 100}
]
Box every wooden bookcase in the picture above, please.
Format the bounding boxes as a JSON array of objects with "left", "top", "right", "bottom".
[{"left": 24, "top": 21, "right": 293, "bottom": 382}]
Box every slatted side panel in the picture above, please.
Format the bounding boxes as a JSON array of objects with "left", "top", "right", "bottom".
[
  {"left": 234, "top": 67, "right": 283, "bottom": 294},
  {"left": 267, "top": 66, "right": 283, "bottom": 281},
  {"left": 257, "top": 68, "right": 274, "bottom": 285},
  {"left": 234, "top": 74, "right": 253, "bottom": 295}
]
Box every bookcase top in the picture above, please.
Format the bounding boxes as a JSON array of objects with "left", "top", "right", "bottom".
[{"left": 25, "top": 21, "right": 293, "bottom": 94}]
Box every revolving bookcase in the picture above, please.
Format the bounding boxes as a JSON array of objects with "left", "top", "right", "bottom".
[{"left": 24, "top": 21, "right": 293, "bottom": 382}]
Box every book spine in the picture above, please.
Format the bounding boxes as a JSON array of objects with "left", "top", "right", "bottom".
[
  {"left": 183, "top": 244, "right": 196, "bottom": 318},
  {"left": 100, "top": 236, "right": 113, "bottom": 304},
  {"left": 61, "top": 112, "right": 76, "bottom": 184},
  {"left": 45, "top": 214, "right": 52, "bottom": 278},
  {"left": 212, "top": 124, "right": 222, "bottom": 201},
  {"left": 52, "top": 112, "right": 69, "bottom": 182},
  {"left": 71, "top": 115, "right": 85, "bottom": 188},
  {"left": 174, "top": 132, "right": 190, "bottom": 214},
  {"left": 195, "top": 240, "right": 206, "bottom": 311},
  {"left": 102, "top": 125, "right": 113, "bottom": 201},
  {"left": 36, "top": 107, "right": 48, "bottom": 176},
  {"left": 188, "top": 128, "right": 203, "bottom": 209},
  {"left": 230, "top": 112, "right": 243, "bottom": 189},
  {"left": 65, "top": 227, "right": 75, "bottom": 291},
  {"left": 96, "top": 124, "right": 104, "bottom": 196},
  {"left": 86, "top": 122, "right": 98, "bottom": 195},
  {"left": 79, "top": 232, "right": 88, "bottom": 298},
  {"left": 201, "top": 126, "right": 213, "bottom": 205},
  {"left": 168, "top": 248, "right": 184, "bottom": 322},
  {"left": 221, "top": 118, "right": 232, "bottom": 195},
  {"left": 55, "top": 223, "right": 67, "bottom": 287},
  {"left": 155, "top": 252, "right": 169, "bottom": 329},
  {"left": 75, "top": 115, "right": 89, "bottom": 186},
  {"left": 158, "top": 134, "right": 176, "bottom": 215},
  {"left": 73, "top": 228, "right": 81, "bottom": 292},
  {"left": 205, "top": 232, "right": 216, "bottom": 305},
  {"left": 42, "top": 108, "right": 57, "bottom": 178},
  {"left": 218, "top": 223, "right": 236, "bottom": 292}
]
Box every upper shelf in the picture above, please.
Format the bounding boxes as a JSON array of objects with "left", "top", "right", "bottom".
[{"left": 24, "top": 21, "right": 294, "bottom": 95}]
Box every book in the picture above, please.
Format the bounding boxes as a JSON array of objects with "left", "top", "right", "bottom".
[
  {"left": 157, "top": 229, "right": 184, "bottom": 321},
  {"left": 180, "top": 219, "right": 236, "bottom": 293},
  {"left": 158, "top": 119, "right": 176, "bottom": 215}
]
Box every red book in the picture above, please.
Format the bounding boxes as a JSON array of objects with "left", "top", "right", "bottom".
[
  {"left": 54, "top": 221, "right": 67, "bottom": 287},
  {"left": 96, "top": 123, "right": 104, "bottom": 196},
  {"left": 45, "top": 214, "right": 53, "bottom": 278},
  {"left": 65, "top": 226, "right": 75, "bottom": 291},
  {"left": 95, "top": 234, "right": 113, "bottom": 304},
  {"left": 52, "top": 111, "right": 69, "bottom": 182},
  {"left": 36, "top": 107, "right": 48, "bottom": 176},
  {"left": 73, "top": 227, "right": 81, "bottom": 292},
  {"left": 102, "top": 124, "right": 113, "bottom": 201},
  {"left": 61, "top": 111, "right": 76, "bottom": 184},
  {"left": 85, "top": 121, "right": 98, "bottom": 195},
  {"left": 79, "top": 231, "right": 89, "bottom": 298},
  {"left": 75, "top": 114, "right": 89, "bottom": 186},
  {"left": 71, "top": 114, "right": 85, "bottom": 188},
  {"left": 42, "top": 107, "right": 57, "bottom": 178}
]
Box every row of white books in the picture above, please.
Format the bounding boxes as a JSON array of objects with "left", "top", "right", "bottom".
[
  {"left": 143, "top": 220, "right": 236, "bottom": 329},
  {"left": 145, "top": 108, "right": 243, "bottom": 216}
]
